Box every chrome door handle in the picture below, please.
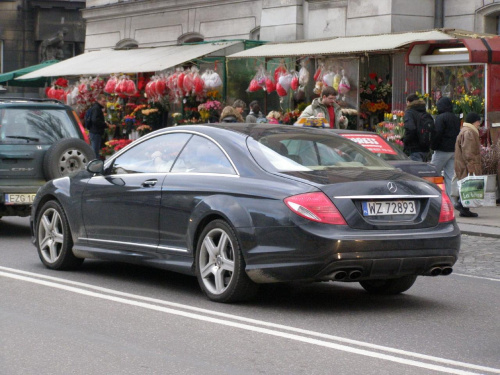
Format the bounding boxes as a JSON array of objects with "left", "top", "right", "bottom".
[{"left": 141, "top": 179, "right": 157, "bottom": 187}]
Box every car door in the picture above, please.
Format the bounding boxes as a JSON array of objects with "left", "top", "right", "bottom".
[
  {"left": 81, "top": 132, "right": 191, "bottom": 254},
  {"left": 158, "top": 134, "right": 237, "bottom": 254}
]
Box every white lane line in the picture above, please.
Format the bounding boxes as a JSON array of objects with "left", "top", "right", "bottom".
[
  {"left": 1, "top": 267, "right": 499, "bottom": 375},
  {"left": 453, "top": 273, "right": 500, "bottom": 282}
]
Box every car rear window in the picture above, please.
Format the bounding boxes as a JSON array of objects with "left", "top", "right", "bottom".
[
  {"left": 0, "top": 108, "right": 79, "bottom": 144},
  {"left": 247, "top": 131, "right": 393, "bottom": 173}
]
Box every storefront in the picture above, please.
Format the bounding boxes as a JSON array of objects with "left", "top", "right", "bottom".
[{"left": 407, "top": 36, "right": 500, "bottom": 146}]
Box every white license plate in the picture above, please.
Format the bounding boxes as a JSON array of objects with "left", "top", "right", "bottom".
[
  {"left": 4, "top": 193, "right": 36, "bottom": 205},
  {"left": 362, "top": 200, "right": 416, "bottom": 216}
]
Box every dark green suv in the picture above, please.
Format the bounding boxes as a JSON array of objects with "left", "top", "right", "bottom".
[{"left": 0, "top": 98, "right": 94, "bottom": 218}]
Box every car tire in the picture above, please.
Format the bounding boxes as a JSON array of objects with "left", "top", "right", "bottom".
[
  {"left": 43, "top": 138, "right": 95, "bottom": 180},
  {"left": 35, "top": 200, "right": 83, "bottom": 270},
  {"left": 195, "top": 219, "right": 258, "bottom": 303},
  {"left": 359, "top": 275, "right": 417, "bottom": 295}
]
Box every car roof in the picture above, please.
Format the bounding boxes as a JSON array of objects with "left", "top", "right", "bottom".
[{"left": 0, "top": 97, "right": 71, "bottom": 109}]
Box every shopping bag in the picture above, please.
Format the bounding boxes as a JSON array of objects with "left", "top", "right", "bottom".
[{"left": 458, "top": 175, "right": 486, "bottom": 208}]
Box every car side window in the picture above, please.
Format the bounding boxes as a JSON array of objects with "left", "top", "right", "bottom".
[
  {"left": 111, "top": 133, "right": 191, "bottom": 174},
  {"left": 171, "top": 135, "right": 235, "bottom": 174}
]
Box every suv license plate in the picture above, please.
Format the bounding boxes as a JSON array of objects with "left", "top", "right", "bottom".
[
  {"left": 362, "top": 200, "right": 416, "bottom": 216},
  {"left": 5, "top": 193, "right": 37, "bottom": 205}
]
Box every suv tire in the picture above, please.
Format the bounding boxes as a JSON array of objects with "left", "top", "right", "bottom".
[{"left": 43, "top": 139, "right": 95, "bottom": 180}]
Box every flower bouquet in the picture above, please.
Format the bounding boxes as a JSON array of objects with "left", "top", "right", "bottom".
[{"left": 376, "top": 111, "right": 405, "bottom": 150}]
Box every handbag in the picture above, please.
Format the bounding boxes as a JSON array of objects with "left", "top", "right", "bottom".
[{"left": 458, "top": 174, "right": 486, "bottom": 208}]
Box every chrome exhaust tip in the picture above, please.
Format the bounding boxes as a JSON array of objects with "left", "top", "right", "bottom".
[
  {"left": 428, "top": 267, "right": 442, "bottom": 276},
  {"left": 348, "top": 270, "right": 363, "bottom": 280},
  {"left": 330, "top": 271, "right": 347, "bottom": 280},
  {"left": 441, "top": 267, "right": 453, "bottom": 276}
]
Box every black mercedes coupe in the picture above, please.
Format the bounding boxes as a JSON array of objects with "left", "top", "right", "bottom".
[{"left": 30, "top": 124, "right": 460, "bottom": 302}]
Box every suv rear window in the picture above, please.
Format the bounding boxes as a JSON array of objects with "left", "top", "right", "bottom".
[{"left": 0, "top": 108, "right": 79, "bottom": 144}]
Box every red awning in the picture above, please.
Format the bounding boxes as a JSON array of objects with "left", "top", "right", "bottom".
[{"left": 462, "top": 38, "right": 500, "bottom": 64}]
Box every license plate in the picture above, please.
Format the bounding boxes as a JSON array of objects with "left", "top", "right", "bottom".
[
  {"left": 362, "top": 200, "right": 416, "bottom": 216},
  {"left": 4, "top": 193, "right": 36, "bottom": 205}
]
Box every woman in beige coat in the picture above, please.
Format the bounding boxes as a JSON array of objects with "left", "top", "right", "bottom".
[{"left": 454, "top": 112, "right": 482, "bottom": 217}]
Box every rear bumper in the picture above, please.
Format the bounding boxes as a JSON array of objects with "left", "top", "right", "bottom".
[{"left": 244, "top": 222, "right": 461, "bottom": 283}]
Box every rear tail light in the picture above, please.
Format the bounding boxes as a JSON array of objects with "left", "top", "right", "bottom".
[
  {"left": 439, "top": 192, "right": 455, "bottom": 223},
  {"left": 423, "top": 176, "right": 445, "bottom": 191},
  {"left": 72, "top": 110, "right": 90, "bottom": 145},
  {"left": 284, "top": 192, "right": 347, "bottom": 225}
]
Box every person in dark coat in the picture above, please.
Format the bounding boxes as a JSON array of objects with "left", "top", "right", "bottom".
[
  {"left": 87, "top": 94, "right": 108, "bottom": 158},
  {"left": 403, "top": 93, "right": 430, "bottom": 161},
  {"left": 430, "top": 96, "right": 461, "bottom": 197}
]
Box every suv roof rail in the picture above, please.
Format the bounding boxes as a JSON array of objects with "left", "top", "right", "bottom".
[{"left": 0, "top": 97, "right": 64, "bottom": 104}]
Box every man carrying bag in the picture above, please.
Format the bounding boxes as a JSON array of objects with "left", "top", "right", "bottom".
[{"left": 453, "top": 112, "right": 482, "bottom": 217}]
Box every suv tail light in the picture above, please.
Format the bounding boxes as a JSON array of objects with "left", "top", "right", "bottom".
[
  {"left": 72, "top": 110, "right": 90, "bottom": 145},
  {"left": 284, "top": 192, "right": 347, "bottom": 225},
  {"left": 439, "top": 192, "right": 455, "bottom": 223}
]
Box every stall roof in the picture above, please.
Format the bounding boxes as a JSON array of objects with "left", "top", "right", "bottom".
[
  {"left": 0, "top": 60, "right": 58, "bottom": 87},
  {"left": 16, "top": 41, "right": 239, "bottom": 80},
  {"left": 226, "top": 30, "right": 469, "bottom": 59}
]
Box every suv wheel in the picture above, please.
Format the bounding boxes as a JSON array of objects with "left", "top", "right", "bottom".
[{"left": 43, "top": 139, "right": 95, "bottom": 180}]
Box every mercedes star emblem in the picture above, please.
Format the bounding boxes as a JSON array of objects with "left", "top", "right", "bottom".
[{"left": 387, "top": 182, "right": 397, "bottom": 193}]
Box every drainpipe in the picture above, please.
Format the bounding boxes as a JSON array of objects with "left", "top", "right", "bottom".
[{"left": 434, "top": 0, "right": 444, "bottom": 28}]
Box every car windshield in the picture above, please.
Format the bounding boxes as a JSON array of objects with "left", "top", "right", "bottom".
[
  {"left": 246, "top": 129, "right": 394, "bottom": 173},
  {"left": 0, "top": 108, "right": 79, "bottom": 144}
]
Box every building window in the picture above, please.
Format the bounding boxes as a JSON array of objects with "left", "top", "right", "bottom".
[{"left": 177, "top": 33, "right": 204, "bottom": 44}]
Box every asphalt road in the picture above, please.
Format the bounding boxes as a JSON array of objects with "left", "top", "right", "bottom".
[{"left": 1, "top": 216, "right": 499, "bottom": 375}]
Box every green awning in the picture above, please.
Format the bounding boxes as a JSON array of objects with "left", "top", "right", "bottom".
[{"left": 0, "top": 60, "right": 59, "bottom": 87}]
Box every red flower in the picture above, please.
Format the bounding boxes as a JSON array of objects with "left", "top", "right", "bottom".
[
  {"left": 369, "top": 84, "right": 376, "bottom": 91},
  {"left": 54, "top": 77, "right": 68, "bottom": 88},
  {"left": 369, "top": 72, "right": 377, "bottom": 80}
]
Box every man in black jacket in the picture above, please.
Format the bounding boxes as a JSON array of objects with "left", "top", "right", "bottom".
[
  {"left": 430, "top": 96, "right": 461, "bottom": 197},
  {"left": 403, "top": 93, "right": 430, "bottom": 161},
  {"left": 87, "top": 94, "right": 108, "bottom": 158}
]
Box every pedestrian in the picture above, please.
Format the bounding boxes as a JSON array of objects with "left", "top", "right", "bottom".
[
  {"left": 403, "top": 93, "right": 432, "bottom": 161},
  {"left": 246, "top": 100, "right": 264, "bottom": 123},
  {"left": 266, "top": 111, "right": 281, "bottom": 124},
  {"left": 220, "top": 106, "right": 244, "bottom": 123},
  {"left": 233, "top": 99, "right": 247, "bottom": 121},
  {"left": 453, "top": 112, "right": 483, "bottom": 218},
  {"left": 430, "top": 96, "right": 461, "bottom": 197},
  {"left": 87, "top": 93, "right": 108, "bottom": 158},
  {"left": 298, "top": 86, "right": 348, "bottom": 129}
]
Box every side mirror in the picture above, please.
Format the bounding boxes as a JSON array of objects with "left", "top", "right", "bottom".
[{"left": 87, "top": 159, "right": 104, "bottom": 174}]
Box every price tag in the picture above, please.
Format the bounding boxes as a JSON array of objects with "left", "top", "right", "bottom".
[
  {"left": 460, "top": 113, "right": 464, "bottom": 119},
  {"left": 393, "top": 114, "right": 397, "bottom": 120}
]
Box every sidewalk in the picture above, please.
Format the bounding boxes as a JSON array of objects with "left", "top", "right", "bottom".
[{"left": 454, "top": 204, "right": 500, "bottom": 238}]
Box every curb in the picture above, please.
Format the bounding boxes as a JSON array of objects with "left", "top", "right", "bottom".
[{"left": 457, "top": 223, "right": 500, "bottom": 239}]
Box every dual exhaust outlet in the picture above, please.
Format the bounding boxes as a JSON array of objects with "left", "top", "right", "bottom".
[
  {"left": 329, "top": 266, "right": 453, "bottom": 281},
  {"left": 330, "top": 269, "right": 363, "bottom": 281},
  {"left": 426, "top": 266, "right": 453, "bottom": 276}
]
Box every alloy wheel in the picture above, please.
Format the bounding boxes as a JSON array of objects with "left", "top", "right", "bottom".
[
  {"left": 198, "top": 227, "right": 235, "bottom": 295},
  {"left": 38, "top": 207, "right": 65, "bottom": 263}
]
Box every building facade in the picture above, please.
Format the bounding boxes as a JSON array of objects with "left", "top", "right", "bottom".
[
  {"left": 0, "top": 0, "right": 85, "bottom": 94},
  {"left": 82, "top": 0, "right": 500, "bottom": 50}
]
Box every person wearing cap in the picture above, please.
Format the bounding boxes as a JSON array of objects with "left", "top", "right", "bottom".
[{"left": 453, "top": 112, "right": 482, "bottom": 217}]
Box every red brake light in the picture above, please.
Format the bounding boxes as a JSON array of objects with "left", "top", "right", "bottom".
[
  {"left": 439, "top": 192, "right": 455, "bottom": 223},
  {"left": 284, "top": 192, "right": 347, "bottom": 225}
]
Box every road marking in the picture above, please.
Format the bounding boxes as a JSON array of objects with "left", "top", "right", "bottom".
[
  {"left": 1, "top": 267, "right": 499, "bottom": 375},
  {"left": 453, "top": 273, "right": 500, "bottom": 282}
]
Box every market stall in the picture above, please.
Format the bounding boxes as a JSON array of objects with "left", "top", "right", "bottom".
[{"left": 14, "top": 41, "right": 247, "bottom": 157}]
